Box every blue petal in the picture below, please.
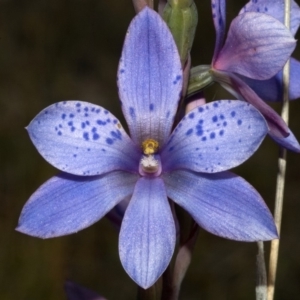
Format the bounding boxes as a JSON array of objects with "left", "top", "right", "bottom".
[
  {"left": 17, "top": 171, "right": 138, "bottom": 238},
  {"left": 163, "top": 170, "right": 278, "bottom": 241},
  {"left": 214, "top": 12, "right": 296, "bottom": 80},
  {"left": 119, "top": 177, "right": 176, "bottom": 289},
  {"left": 270, "top": 128, "right": 300, "bottom": 152},
  {"left": 27, "top": 101, "right": 140, "bottom": 176},
  {"left": 240, "top": 0, "right": 300, "bottom": 36},
  {"left": 240, "top": 57, "right": 300, "bottom": 101},
  {"left": 211, "top": 0, "right": 226, "bottom": 63},
  {"left": 161, "top": 100, "right": 267, "bottom": 173},
  {"left": 118, "top": 7, "right": 182, "bottom": 146}
]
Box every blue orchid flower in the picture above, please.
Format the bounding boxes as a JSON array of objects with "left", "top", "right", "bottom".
[
  {"left": 17, "top": 8, "right": 277, "bottom": 288},
  {"left": 210, "top": 0, "right": 300, "bottom": 152},
  {"left": 239, "top": 0, "right": 300, "bottom": 102}
]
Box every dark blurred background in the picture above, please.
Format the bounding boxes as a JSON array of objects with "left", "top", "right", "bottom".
[{"left": 1, "top": 0, "right": 300, "bottom": 299}]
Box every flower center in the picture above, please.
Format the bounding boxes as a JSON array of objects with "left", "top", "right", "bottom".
[
  {"left": 142, "top": 139, "right": 159, "bottom": 155},
  {"left": 139, "top": 139, "right": 161, "bottom": 176},
  {"left": 140, "top": 155, "right": 159, "bottom": 173}
]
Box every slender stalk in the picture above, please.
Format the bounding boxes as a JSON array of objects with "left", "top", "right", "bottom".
[
  {"left": 256, "top": 242, "right": 267, "bottom": 300},
  {"left": 267, "top": 1, "right": 291, "bottom": 299}
]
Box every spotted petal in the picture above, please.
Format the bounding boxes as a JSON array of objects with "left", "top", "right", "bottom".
[
  {"left": 163, "top": 170, "right": 278, "bottom": 241},
  {"left": 27, "top": 101, "right": 140, "bottom": 176},
  {"left": 118, "top": 7, "right": 182, "bottom": 146},
  {"left": 213, "top": 12, "right": 296, "bottom": 80},
  {"left": 17, "top": 171, "right": 138, "bottom": 238},
  {"left": 119, "top": 177, "right": 176, "bottom": 289},
  {"left": 161, "top": 100, "right": 267, "bottom": 173},
  {"left": 211, "top": 0, "right": 226, "bottom": 63},
  {"left": 240, "top": 0, "right": 300, "bottom": 36}
]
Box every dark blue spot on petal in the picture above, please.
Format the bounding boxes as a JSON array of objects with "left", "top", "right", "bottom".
[
  {"left": 81, "top": 122, "right": 86, "bottom": 129},
  {"left": 71, "top": 127, "right": 75, "bottom": 132},
  {"left": 149, "top": 103, "right": 154, "bottom": 111},
  {"left": 97, "top": 120, "right": 106, "bottom": 125},
  {"left": 129, "top": 107, "right": 136, "bottom": 119},
  {"left": 68, "top": 121, "right": 73, "bottom": 126},
  {"left": 237, "top": 119, "right": 242, "bottom": 125},
  {"left": 188, "top": 112, "right": 195, "bottom": 119},
  {"left": 111, "top": 130, "right": 122, "bottom": 140},
  {"left": 93, "top": 133, "right": 100, "bottom": 140},
  {"left": 197, "top": 130, "right": 203, "bottom": 136},
  {"left": 231, "top": 111, "right": 236, "bottom": 117},
  {"left": 186, "top": 128, "right": 193, "bottom": 136},
  {"left": 106, "top": 138, "right": 114, "bottom": 145},
  {"left": 210, "top": 132, "right": 216, "bottom": 139},
  {"left": 212, "top": 115, "right": 218, "bottom": 122},
  {"left": 202, "top": 136, "right": 207, "bottom": 141},
  {"left": 83, "top": 132, "right": 89, "bottom": 140},
  {"left": 69, "top": 114, "right": 74, "bottom": 118},
  {"left": 198, "top": 107, "right": 204, "bottom": 112},
  {"left": 76, "top": 103, "right": 81, "bottom": 107},
  {"left": 84, "top": 107, "right": 89, "bottom": 112},
  {"left": 58, "top": 131, "right": 62, "bottom": 136},
  {"left": 223, "top": 121, "right": 227, "bottom": 127},
  {"left": 213, "top": 102, "right": 218, "bottom": 108},
  {"left": 61, "top": 114, "right": 66, "bottom": 119},
  {"left": 219, "top": 130, "right": 224, "bottom": 136}
]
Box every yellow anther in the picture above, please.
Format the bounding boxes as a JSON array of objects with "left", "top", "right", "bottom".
[{"left": 142, "top": 139, "right": 159, "bottom": 155}]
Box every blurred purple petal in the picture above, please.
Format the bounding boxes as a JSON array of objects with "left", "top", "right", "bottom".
[
  {"left": 64, "top": 281, "right": 107, "bottom": 300},
  {"left": 214, "top": 12, "right": 296, "bottom": 80},
  {"left": 118, "top": 7, "right": 182, "bottom": 146},
  {"left": 119, "top": 177, "right": 176, "bottom": 289},
  {"left": 17, "top": 171, "right": 138, "bottom": 238},
  {"left": 240, "top": 57, "right": 300, "bottom": 101},
  {"left": 27, "top": 101, "right": 140, "bottom": 176},
  {"left": 163, "top": 170, "right": 278, "bottom": 241},
  {"left": 161, "top": 100, "right": 267, "bottom": 173},
  {"left": 240, "top": 0, "right": 300, "bottom": 36},
  {"left": 212, "top": 69, "right": 290, "bottom": 138},
  {"left": 211, "top": 0, "right": 226, "bottom": 62},
  {"left": 270, "top": 128, "right": 300, "bottom": 152}
]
